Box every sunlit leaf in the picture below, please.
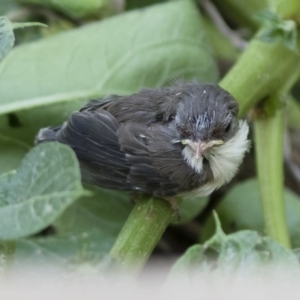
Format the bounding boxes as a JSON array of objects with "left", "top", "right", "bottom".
[
  {"left": 0, "top": 133, "right": 29, "bottom": 175},
  {"left": 0, "top": 142, "right": 88, "bottom": 240},
  {"left": 54, "top": 186, "right": 132, "bottom": 237},
  {"left": 0, "top": 0, "right": 218, "bottom": 116},
  {"left": 167, "top": 214, "right": 299, "bottom": 284},
  {"left": 14, "top": 230, "right": 114, "bottom": 273},
  {"left": 0, "top": 17, "right": 14, "bottom": 62}
]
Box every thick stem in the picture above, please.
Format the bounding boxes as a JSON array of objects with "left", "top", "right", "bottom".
[
  {"left": 219, "top": 38, "right": 300, "bottom": 117},
  {"left": 109, "top": 197, "right": 173, "bottom": 274},
  {"left": 254, "top": 99, "right": 291, "bottom": 248}
]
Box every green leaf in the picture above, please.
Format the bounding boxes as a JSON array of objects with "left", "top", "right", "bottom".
[
  {"left": 255, "top": 9, "right": 281, "bottom": 24},
  {"left": 12, "top": 22, "right": 47, "bottom": 29},
  {"left": 0, "top": 171, "right": 16, "bottom": 204},
  {"left": 54, "top": 185, "right": 132, "bottom": 237},
  {"left": 201, "top": 179, "right": 300, "bottom": 248},
  {"left": 126, "top": 0, "right": 167, "bottom": 10},
  {"left": 0, "top": 101, "right": 83, "bottom": 145},
  {"left": 0, "top": 0, "right": 218, "bottom": 116},
  {"left": 167, "top": 216, "right": 299, "bottom": 282},
  {"left": 16, "top": 0, "right": 121, "bottom": 19},
  {"left": 0, "top": 17, "right": 46, "bottom": 63},
  {"left": 0, "top": 17, "right": 14, "bottom": 63},
  {"left": 14, "top": 230, "right": 114, "bottom": 273},
  {"left": 0, "top": 0, "right": 18, "bottom": 15},
  {"left": 256, "top": 10, "right": 298, "bottom": 51},
  {"left": 0, "top": 133, "right": 30, "bottom": 175},
  {"left": 0, "top": 142, "right": 88, "bottom": 240}
]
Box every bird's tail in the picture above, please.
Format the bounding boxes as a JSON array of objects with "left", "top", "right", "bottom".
[{"left": 35, "top": 125, "right": 63, "bottom": 145}]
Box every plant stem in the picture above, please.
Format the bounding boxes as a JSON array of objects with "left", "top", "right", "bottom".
[
  {"left": 254, "top": 98, "right": 291, "bottom": 248},
  {"left": 109, "top": 197, "right": 173, "bottom": 274},
  {"left": 219, "top": 38, "right": 300, "bottom": 117}
]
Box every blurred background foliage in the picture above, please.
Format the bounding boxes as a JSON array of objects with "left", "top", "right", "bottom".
[{"left": 1, "top": 0, "right": 300, "bottom": 276}]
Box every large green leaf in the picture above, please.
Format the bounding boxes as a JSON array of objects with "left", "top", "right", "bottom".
[
  {"left": 0, "top": 142, "right": 88, "bottom": 240},
  {"left": 167, "top": 215, "right": 299, "bottom": 284},
  {"left": 0, "top": 0, "right": 218, "bottom": 116},
  {"left": 126, "top": 0, "right": 167, "bottom": 10},
  {"left": 14, "top": 230, "right": 114, "bottom": 273},
  {"left": 0, "top": 100, "right": 83, "bottom": 145},
  {"left": 201, "top": 179, "right": 300, "bottom": 248},
  {"left": 16, "top": 0, "right": 122, "bottom": 19},
  {"left": 0, "top": 133, "right": 29, "bottom": 175},
  {"left": 13, "top": 186, "right": 130, "bottom": 274},
  {"left": 0, "top": 17, "right": 14, "bottom": 63},
  {"left": 0, "top": 171, "right": 15, "bottom": 200},
  {"left": 0, "top": 16, "right": 46, "bottom": 63},
  {"left": 54, "top": 185, "right": 132, "bottom": 237},
  {"left": 0, "top": 0, "right": 18, "bottom": 15}
]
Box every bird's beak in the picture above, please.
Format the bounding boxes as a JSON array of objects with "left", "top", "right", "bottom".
[{"left": 182, "top": 139, "right": 224, "bottom": 159}]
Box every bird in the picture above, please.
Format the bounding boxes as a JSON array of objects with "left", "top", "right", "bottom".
[{"left": 36, "top": 82, "right": 250, "bottom": 214}]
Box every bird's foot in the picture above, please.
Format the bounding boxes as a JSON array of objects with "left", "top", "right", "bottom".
[
  {"left": 129, "top": 192, "right": 142, "bottom": 205},
  {"left": 164, "top": 196, "right": 181, "bottom": 221}
]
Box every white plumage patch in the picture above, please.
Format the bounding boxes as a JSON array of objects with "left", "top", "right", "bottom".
[
  {"left": 182, "top": 120, "right": 250, "bottom": 197},
  {"left": 207, "top": 120, "right": 250, "bottom": 186},
  {"left": 182, "top": 146, "right": 203, "bottom": 174}
]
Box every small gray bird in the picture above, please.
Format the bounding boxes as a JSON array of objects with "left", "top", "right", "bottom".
[{"left": 36, "top": 83, "right": 250, "bottom": 209}]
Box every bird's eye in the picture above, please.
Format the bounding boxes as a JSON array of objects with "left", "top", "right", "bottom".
[
  {"left": 224, "top": 122, "right": 231, "bottom": 133},
  {"left": 176, "top": 123, "right": 191, "bottom": 138}
]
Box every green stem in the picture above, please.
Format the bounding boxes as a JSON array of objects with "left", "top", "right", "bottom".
[
  {"left": 219, "top": 38, "right": 300, "bottom": 117},
  {"left": 254, "top": 98, "right": 291, "bottom": 248},
  {"left": 109, "top": 197, "right": 173, "bottom": 274}
]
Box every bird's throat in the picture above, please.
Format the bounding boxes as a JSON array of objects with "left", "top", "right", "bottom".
[
  {"left": 182, "top": 146, "right": 204, "bottom": 174},
  {"left": 182, "top": 120, "right": 250, "bottom": 186}
]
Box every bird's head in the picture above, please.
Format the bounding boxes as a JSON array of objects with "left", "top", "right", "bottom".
[
  {"left": 171, "top": 83, "right": 250, "bottom": 186},
  {"left": 174, "top": 84, "right": 239, "bottom": 160}
]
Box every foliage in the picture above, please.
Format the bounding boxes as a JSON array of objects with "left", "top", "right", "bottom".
[
  {"left": 168, "top": 214, "right": 299, "bottom": 283},
  {"left": 1, "top": 0, "right": 300, "bottom": 286},
  {"left": 201, "top": 179, "right": 300, "bottom": 247}
]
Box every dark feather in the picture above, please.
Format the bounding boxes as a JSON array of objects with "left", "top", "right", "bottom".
[
  {"left": 81, "top": 86, "right": 183, "bottom": 124},
  {"left": 56, "top": 110, "right": 132, "bottom": 190}
]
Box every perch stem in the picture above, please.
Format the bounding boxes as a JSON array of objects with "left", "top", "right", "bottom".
[{"left": 109, "top": 197, "right": 173, "bottom": 275}]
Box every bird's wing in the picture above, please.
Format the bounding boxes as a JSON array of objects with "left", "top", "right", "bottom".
[
  {"left": 80, "top": 86, "right": 183, "bottom": 125},
  {"left": 117, "top": 122, "right": 206, "bottom": 197},
  {"left": 56, "top": 110, "right": 132, "bottom": 190},
  {"left": 54, "top": 109, "right": 193, "bottom": 195},
  {"left": 48, "top": 109, "right": 207, "bottom": 196}
]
